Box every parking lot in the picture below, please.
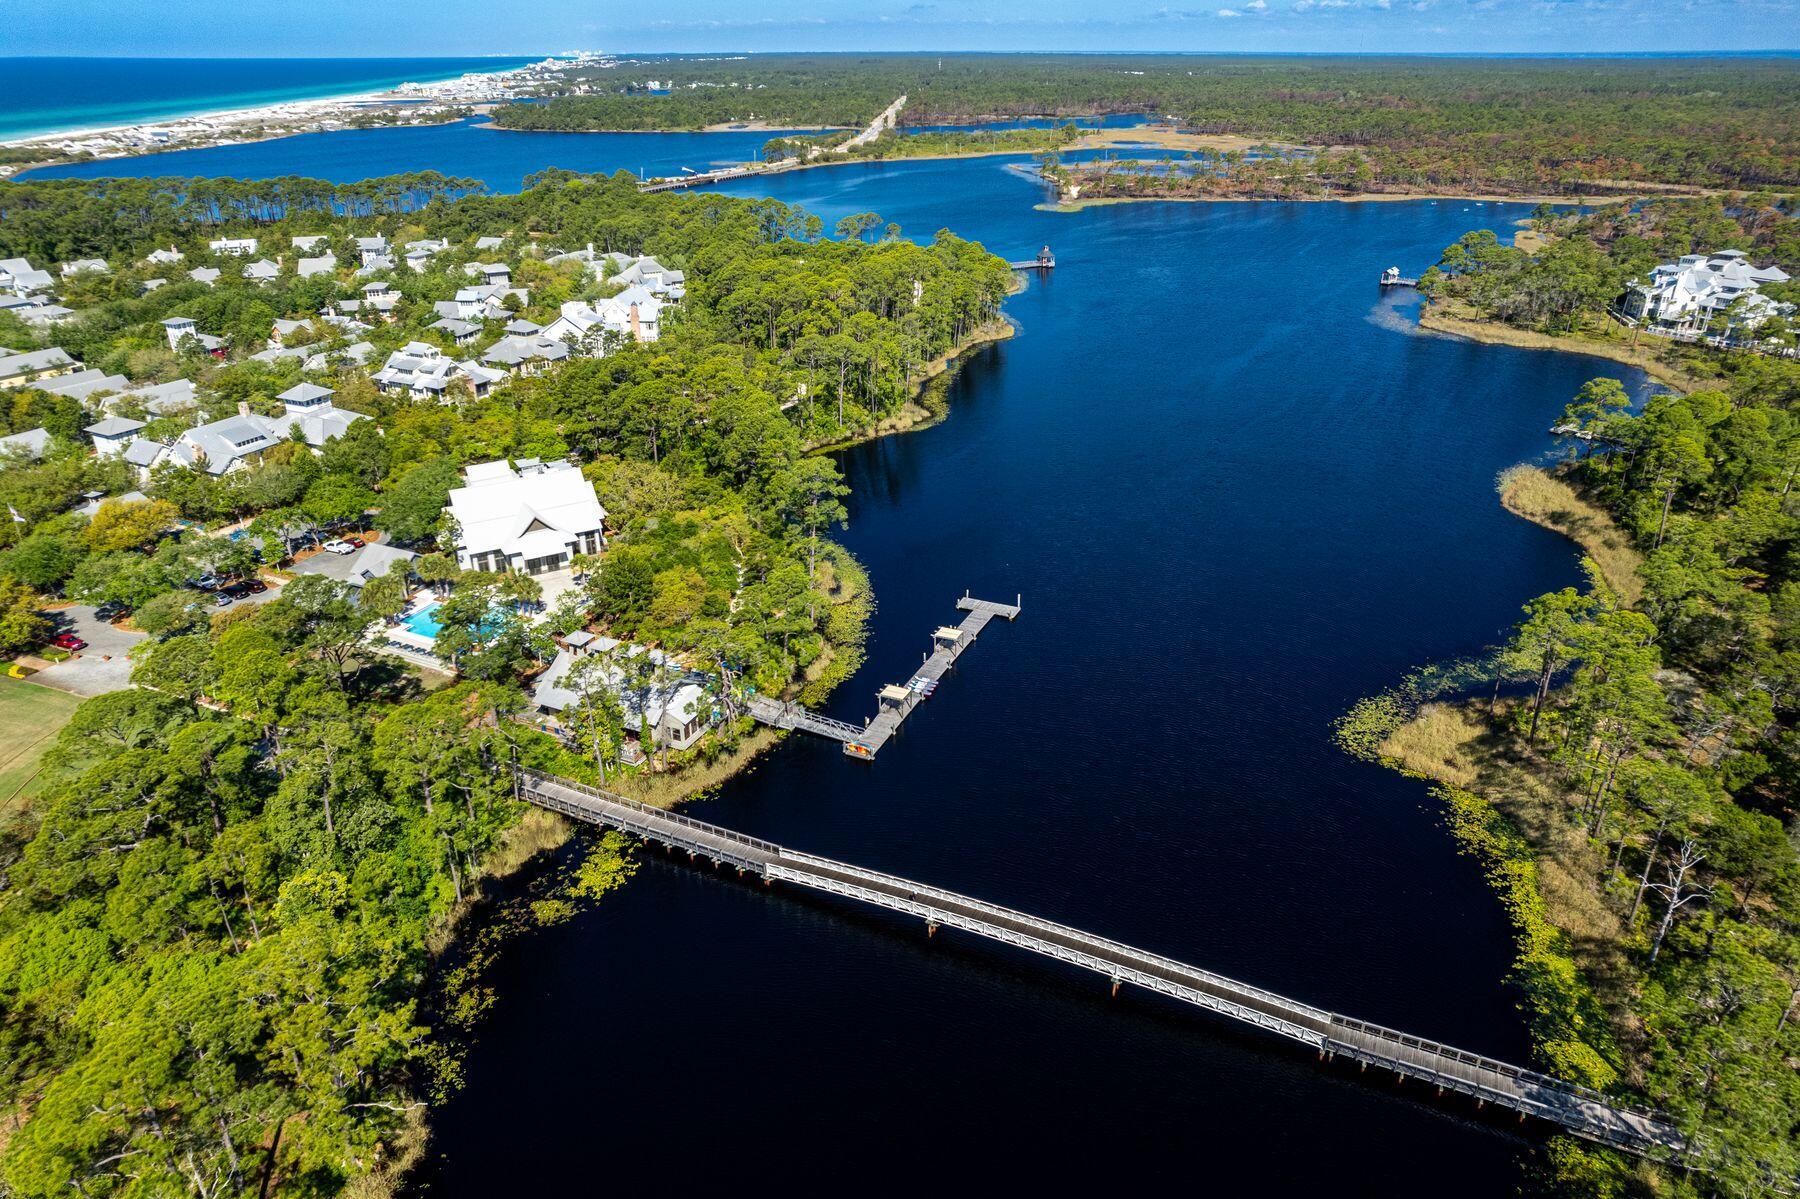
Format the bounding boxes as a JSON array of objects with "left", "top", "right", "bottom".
[
  {"left": 33, "top": 605, "right": 147, "bottom": 697},
  {"left": 31, "top": 580, "right": 283, "bottom": 698}
]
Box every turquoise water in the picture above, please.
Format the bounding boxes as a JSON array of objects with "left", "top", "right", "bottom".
[
  {"left": 0, "top": 57, "right": 535, "bottom": 141},
  {"left": 401, "top": 602, "right": 444, "bottom": 640}
]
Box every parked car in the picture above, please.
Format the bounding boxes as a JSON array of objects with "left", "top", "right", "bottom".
[
  {"left": 93, "top": 601, "right": 126, "bottom": 621},
  {"left": 344, "top": 536, "right": 366, "bottom": 549},
  {"left": 192, "top": 573, "right": 222, "bottom": 591},
  {"left": 243, "top": 579, "right": 268, "bottom": 594},
  {"left": 322, "top": 540, "right": 356, "bottom": 555},
  {"left": 52, "top": 633, "right": 86, "bottom": 651},
  {"left": 214, "top": 592, "right": 234, "bottom": 607}
]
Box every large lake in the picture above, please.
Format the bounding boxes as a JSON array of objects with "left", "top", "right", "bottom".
[{"left": 25, "top": 124, "right": 1651, "bottom": 1193}]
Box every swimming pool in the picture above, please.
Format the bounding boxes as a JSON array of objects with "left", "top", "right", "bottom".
[{"left": 401, "top": 602, "right": 445, "bottom": 639}]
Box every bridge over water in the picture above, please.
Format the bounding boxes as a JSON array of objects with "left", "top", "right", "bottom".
[{"left": 516, "top": 768, "right": 1690, "bottom": 1162}]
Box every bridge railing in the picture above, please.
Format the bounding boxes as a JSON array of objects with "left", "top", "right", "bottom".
[
  {"left": 519, "top": 769, "right": 783, "bottom": 859},
  {"left": 1327, "top": 1013, "right": 1681, "bottom": 1143},
  {"left": 775, "top": 848, "right": 1340, "bottom": 1024}
]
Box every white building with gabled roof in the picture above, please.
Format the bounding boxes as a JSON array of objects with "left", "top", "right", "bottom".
[
  {"left": 447, "top": 458, "right": 605, "bottom": 575},
  {"left": 1622, "top": 250, "right": 1793, "bottom": 334}
]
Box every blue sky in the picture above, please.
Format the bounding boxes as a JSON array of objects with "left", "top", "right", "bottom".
[{"left": 9, "top": 0, "right": 1797, "bottom": 55}]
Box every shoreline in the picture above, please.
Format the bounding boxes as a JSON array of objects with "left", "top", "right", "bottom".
[
  {"left": 1416, "top": 301, "right": 1711, "bottom": 391},
  {"left": 1345, "top": 315, "right": 1700, "bottom": 1185},
  {"left": 1039, "top": 187, "right": 1646, "bottom": 212}
]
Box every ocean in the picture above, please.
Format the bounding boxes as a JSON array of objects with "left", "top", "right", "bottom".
[{"left": 0, "top": 57, "right": 536, "bottom": 141}]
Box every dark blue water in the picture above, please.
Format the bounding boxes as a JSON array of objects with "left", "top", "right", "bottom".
[
  {"left": 413, "top": 154, "right": 1639, "bottom": 1192},
  {"left": 15, "top": 116, "right": 1647, "bottom": 1188},
  {"left": 0, "top": 58, "right": 533, "bottom": 141}
]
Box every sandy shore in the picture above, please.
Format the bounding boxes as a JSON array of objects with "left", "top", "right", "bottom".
[{"left": 0, "top": 59, "right": 558, "bottom": 175}]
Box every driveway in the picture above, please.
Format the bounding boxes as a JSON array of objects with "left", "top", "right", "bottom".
[{"left": 33, "top": 606, "right": 147, "bottom": 697}]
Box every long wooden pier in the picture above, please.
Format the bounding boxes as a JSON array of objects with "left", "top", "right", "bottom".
[
  {"left": 516, "top": 767, "right": 1693, "bottom": 1163},
  {"left": 1007, "top": 246, "right": 1056, "bottom": 271},
  {"left": 747, "top": 593, "right": 1020, "bottom": 758}
]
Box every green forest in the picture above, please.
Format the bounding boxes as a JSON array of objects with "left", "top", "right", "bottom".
[
  {"left": 1340, "top": 199, "right": 1800, "bottom": 1197},
  {"left": 495, "top": 54, "right": 1800, "bottom": 194},
  {"left": 1422, "top": 195, "right": 1800, "bottom": 343},
  {"left": 0, "top": 172, "right": 1013, "bottom": 1196}
]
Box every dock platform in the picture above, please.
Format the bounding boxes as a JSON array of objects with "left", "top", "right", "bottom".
[{"left": 748, "top": 592, "right": 1021, "bottom": 759}]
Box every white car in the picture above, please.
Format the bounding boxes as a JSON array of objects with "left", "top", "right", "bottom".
[{"left": 321, "top": 539, "right": 356, "bottom": 555}]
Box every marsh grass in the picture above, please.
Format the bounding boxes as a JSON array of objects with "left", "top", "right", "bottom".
[
  {"left": 1380, "top": 702, "right": 1642, "bottom": 1067},
  {"left": 1498, "top": 465, "right": 1644, "bottom": 606}
]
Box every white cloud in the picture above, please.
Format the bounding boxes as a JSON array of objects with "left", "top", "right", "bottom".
[{"left": 1218, "top": 6, "right": 1242, "bottom": 14}]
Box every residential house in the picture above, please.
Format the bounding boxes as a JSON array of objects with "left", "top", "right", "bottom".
[
  {"left": 270, "top": 383, "right": 367, "bottom": 446},
  {"left": 161, "top": 387, "right": 364, "bottom": 476},
  {"left": 531, "top": 632, "right": 713, "bottom": 752},
  {"left": 37, "top": 368, "right": 129, "bottom": 400},
  {"left": 242, "top": 259, "right": 282, "bottom": 284},
  {"left": 188, "top": 267, "right": 222, "bottom": 287},
  {"left": 482, "top": 334, "right": 570, "bottom": 374},
  {"left": 0, "top": 346, "right": 77, "bottom": 388},
  {"left": 1621, "top": 250, "right": 1794, "bottom": 335},
  {"left": 162, "top": 408, "right": 284, "bottom": 475},
  {"left": 297, "top": 253, "right": 338, "bottom": 278},
  {"left": 446, "top": 457, "right": 605, "bottom": 575},
  {"left": 542, "top": 287, "right": 664, "bottom": 347},
  {"left": 208, "top": 237, "right": 258, "bottom": 256},
  {"left": 160, "top": 316, "right": 223, "bottom": 354},
  {"left": 109, "top": 378, "right": 199, "bottom": 417},
  {"left": 270, "top": 318, "right": 310, "bottom": 347},
  {"left": 60, "top": 258, "right": 109, "bottom": 278},
  {"left": 292, "top": 235, "right": 329, "bottom": 251},
  {"left": 463, "top": 262, "right": 512, "bottom": 286},
  {"left": 16, "top": 301, "right": 77, "bottom": 328},
  {"left": 0, "top": 257, "right": 56, "bottom": 298},
  {"left": 404, "top": 239, "right": 450, "bottom": 271},
  {"left": 303, "top": 340, "right": 376, "bottom": 372},
  {"left": 429, "top": 317, "right": 482, "bottom": 345},
  {"left": 141, "top": 278, "right": 168, "bottom": 293},
  {"left": 354, "top": 236, "right": 390, "bottom": 267},
  {"left": 144, "top": 246, "right": 185, "bottom": 266},
  {"left": 73, "top": 489, "right": 150, "bottom": 518},
  {"left": 373, "top": 343, "right": 502, "bottom": 400},
  {"left": 0, "top": 427, "right": 51, "bottom": 459},
  {"left": 84, "top": 416, "right": 146, "bottom": 457},
  {"left": 608, "top": 253, "right": 685, "bottom": 299},
  {"left": 473, "top": 235, "right": 505, "bottom": 252}
]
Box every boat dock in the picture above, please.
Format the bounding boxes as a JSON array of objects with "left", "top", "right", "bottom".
[
  {"left": 748, "top": 592, "right": 1021, "bottom": 759},
  {"left": 1007, "top": 246, "right": 1056, "bottom": 271},
  {"left": 1380, "top": 266, "right": 1420, "bottom": 288}
]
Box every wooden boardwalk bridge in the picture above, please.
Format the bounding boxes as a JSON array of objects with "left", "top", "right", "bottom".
[
  {"left": 748, "top": 593, "right": 1021, "bottom": 758},
  {"left": 516, "top": 767, "right": 1691, "bottom": 1163},
  {"left": 1007, "top": 246, "right": 1056, "bottom": 271}
]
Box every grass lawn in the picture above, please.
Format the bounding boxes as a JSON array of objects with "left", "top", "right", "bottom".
[{"left": 0, "top": 675, "right": 83, "bottom": 815}]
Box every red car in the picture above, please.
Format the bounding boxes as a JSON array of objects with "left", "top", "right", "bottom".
[
  {"left": 52, "top": 633, "right": 86, "bottom": 651},
  {"left": 344, "top": 536, "right": 366, "bottom": 549}
]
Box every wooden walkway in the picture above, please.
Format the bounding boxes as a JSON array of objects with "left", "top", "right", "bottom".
[
  {"left": 516, "top": 767, "right": 1693, "bottom": 1164},
  {"left": 747, "top": 593, "right": 1021, "bottom": 758}
]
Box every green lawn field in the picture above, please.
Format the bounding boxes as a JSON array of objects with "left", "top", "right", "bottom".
[{"left": 0, "top": 675, "right": 82, "bottom": 814}]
